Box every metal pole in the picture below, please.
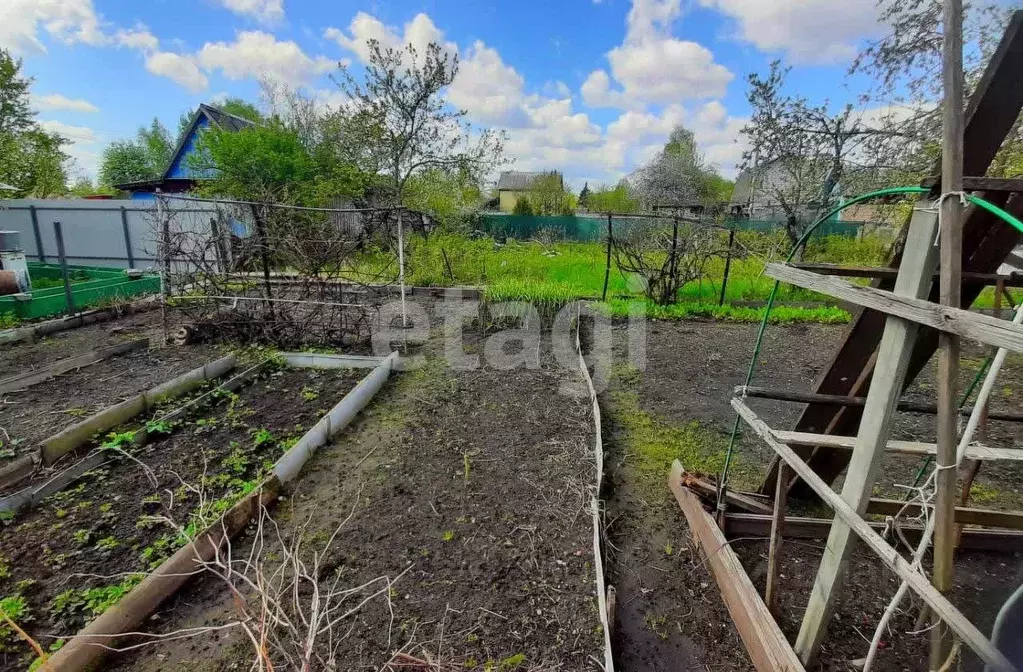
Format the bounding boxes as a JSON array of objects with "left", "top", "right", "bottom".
[
  {"left": 29, "top": 205, "right": 45, "bottom": 263},
  {"left": 602, "top": 213, "right": 613, "bottom": 302},
  {"left": 397, "top": 208, "right": 408, "bottom": 329},
  {"left": 120, "top": 206, "right": 135, "bottom": 269},
  {"left": 933, "top": 0, "right": 964, "bottom": 666},
  {"left": 52, "top": 221, "right": 76, "bottom": 316},
  {"left": 719, "top": 228, "right": 736, "bottom": 306}
]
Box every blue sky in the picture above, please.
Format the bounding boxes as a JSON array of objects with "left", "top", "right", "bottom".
[{"left": 3, "top": 0, "right": 897, "bottom": 187}]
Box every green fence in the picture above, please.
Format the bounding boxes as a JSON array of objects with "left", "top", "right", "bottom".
[
  {"left": 0, "top": 263, "right": 160, "bottom": 320},
  {"left": 479, "top": 214, "right": 862, "bottom": 241}
]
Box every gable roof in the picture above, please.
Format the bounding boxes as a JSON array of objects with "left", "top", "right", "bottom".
[
  {"left": 497, "top": 171, "right": 562, "bottom": 191},
  {"left": 160, "top": 103, "right": 257, "bottom": 180}
]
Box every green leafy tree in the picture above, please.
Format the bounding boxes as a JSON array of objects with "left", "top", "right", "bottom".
[
  {"left": 588, "top": 181, "right": 639, "bottom": 214},
  {"left": 99, "top": 141, "right": 153, "bottom": 187},
  {"left": 578, "top": 182, "right": 591, "bottom": 209},
  {"left": 98, "top": 118, "right": 175, "bottom": 187},
  {"left": 0, "top": 50, "right": 32, "bottom": 136},
  {"left": 512, "top": 195, "right": 534, "bottom": 215},
  {"left": 191, "top": 119, "right": 371, "bottom": 205},
  {"left": 0, "top": 49, "right": 69, "bottom": 196},
  {"left": 219, "top": 97, "right": 262, "bottom": 123},
  {"left": 403, "top": 167, "right": 483, "bottom": 229},
  {"left": 137, "top": 118, "right": 174, "bottom": 174},
  {"left": 525, "top": 172, "right": 572, "bottom": 215}
]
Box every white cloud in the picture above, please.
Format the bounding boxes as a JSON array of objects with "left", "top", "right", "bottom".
[
  {"left": 33, "top": 93, "right": 99, "bottom": 114},
  {"left": 217, "top": 0, "right": 285, "bottom": 24},
  {"left": 324, "top": 12, "right": 457, "bottom": 65},
  {"left": 198, "top": 30, "right": 335, "bottom": 83},
  {"left": 582, "top": 0, "right": 732, "bottom": 109},
  {"left": 146, "top": 51, "right": 209, "bottom": 93},
  {"left": 39, "top": 120, "right": 98, "bottom": 144},
  {"left": 698, "top": 0, "right": 881, "bottom": 64},
  {"left": 449, "top": 41, "right": 531, "bottom": 127},
  {"left": 0, "top": 0, "right": 107, "bottom": 54},
  {"left": 115, "top": 26, "right": 159, "bottom": 51}
]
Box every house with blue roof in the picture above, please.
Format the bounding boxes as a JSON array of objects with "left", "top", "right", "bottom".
[{"left": 115, "top": 104, "right": 256, "bottom": 201}]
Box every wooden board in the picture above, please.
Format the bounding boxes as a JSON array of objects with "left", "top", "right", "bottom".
[
  {"left": 732, "top": 398, "right": 1017, "bottom": 672},
  {"left": 723, "top": 513, "right": 1023, "bottom": 551},
  {"left": 787, "top": 262, "right": 1023, "bottom": 287},
  {"left": 765, "top": 263, "right": 1023, "bottom": 352},
  {"left": 668, "top": 461, "right": 805, "bottom": 672},
  {"left": 772, "top": 429, "right": 1023, "bottom": 462}
]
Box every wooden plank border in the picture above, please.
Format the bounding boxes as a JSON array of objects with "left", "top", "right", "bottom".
[{"left": 669, "top": 461, "right": 805, "bottom": 672}]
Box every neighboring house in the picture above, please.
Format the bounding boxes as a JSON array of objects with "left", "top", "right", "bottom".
[
  {"left": 115, "top": 104, "right": 256, "bottom": 201},
  {"left": 728, "top": 159, "right": 830, "bottom": 221},
  {"left": 497, "top": 171, "right": 563, "bottom": 213}
]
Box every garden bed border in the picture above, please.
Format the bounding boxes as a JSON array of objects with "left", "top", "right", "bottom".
[
  {"left": 0, "top": 338, "right": 149, "bottom": 394},
  {"left": 0, "top": 295, "right": 159, "bottom": 346},
  {"left": 0, "top": 354, "right": 237, "bottom": 492},
  {"left": 575, "top": 304, "right": 615, "bottom": 672},
  {"left": 45, "top": 350, "right": 400, "bottom": 672}
]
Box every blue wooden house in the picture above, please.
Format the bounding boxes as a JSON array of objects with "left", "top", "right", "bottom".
[{"left": 116, "top": 104, "right": 255, "bottom": 201}]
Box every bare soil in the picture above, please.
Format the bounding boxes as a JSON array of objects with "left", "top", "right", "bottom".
[
  {"left": 0, "top": 366, "right": 364, "bottom": 671},
  {"left": 601, "top": 318, "right": 1023, "bottom": 672},
  {"left": 2, "top": 308, "right": 166, "bottom": 377},
  {"left": 108, "top": 336, "right": 605, "bottom": 671},
  {"left": 0, "top": 343, "right": 219, "bottom": 462}
]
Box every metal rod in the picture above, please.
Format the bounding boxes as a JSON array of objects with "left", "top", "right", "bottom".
[
  {"left": 737, "top": 385, "right": 1023, "bottom": 423},
  {"left": 720, "top": 228, "right": 736, "bottom": 305},
  {"left": 29, "top": 205, "right": 45, "bottom": 262},
  {"left": 602, "top": 214, "right": 613, "bottom": 302},
  {"left": 52, "top": 221, "right": 76, "bottom": 316},
  {"left": 119, "top": 206, "right": 135, "bottom": 269}
]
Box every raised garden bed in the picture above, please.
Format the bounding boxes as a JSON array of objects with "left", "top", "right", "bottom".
[
  {"left": 0, "top": 362, "right": 368, "bottom": 671},
  {"left": 0, "top": 344, "right": 220, "bottom": 465},
  {"left": 0, "top": 264, "right": 160, "bottom": 321},
  {"left": 105, "top": 337, "right": 607, "bottom": 671}
]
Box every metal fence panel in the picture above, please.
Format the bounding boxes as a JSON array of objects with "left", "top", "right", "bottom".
[{"left": 0, "top": 199, "right": 220, "bottom": 268}]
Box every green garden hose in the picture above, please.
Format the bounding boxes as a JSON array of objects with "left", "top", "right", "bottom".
[{"left": 716, "top": 188, "right": 1023, "bottom": 507}]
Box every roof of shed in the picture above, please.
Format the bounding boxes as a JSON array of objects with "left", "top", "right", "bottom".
[
  {"left": 159, "top": 103, "right": 257, "bottom": 180},
  {"left": 497, "top": 171, "right": 562, "bottom": 191}
]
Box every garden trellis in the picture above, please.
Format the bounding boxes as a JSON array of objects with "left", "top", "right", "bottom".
[{"left": 153, "top": 194, "right": 410, "bottom": 349}]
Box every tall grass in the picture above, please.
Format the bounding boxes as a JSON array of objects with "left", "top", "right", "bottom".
[{"left": 342, "top": 230, "right": 893, "bottom": 321}]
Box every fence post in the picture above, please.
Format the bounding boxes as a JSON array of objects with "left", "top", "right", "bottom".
[
  {"left": 718, "top": 228, "right": 736, "bottom": 306},
  {"left": 53, "top": 221, "right": 76, "bottom": 316},
  {"left": 29, "top": 205, "right": 46, "bottom": 263},
  {"left": 601, "top": 213, "right": 613, "bottom": 302},
  {"left": 120, "top": 206, "right": 135, "bottom": 269}
]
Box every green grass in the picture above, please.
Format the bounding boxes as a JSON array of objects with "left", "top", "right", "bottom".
[
  {"left": 599, "top": 298, "right": 850, "bottom": 324},
  {"left": 339, "top": 230, "right": 893, "bottom": 323}
]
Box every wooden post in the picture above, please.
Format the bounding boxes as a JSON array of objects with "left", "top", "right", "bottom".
[
  {"left": 602, "top": 213, "right": 613, "bottom": 302},
  {"left": 120, "top": 206, "right": 135, "bottom": 269},
  {"left": 720, "top": 228, "right": 736, "bottom": 306},
  {"left": 765, "top": 462, "right": 788, "bottom": 615},
  {"left": 933, "top": 0, "right": 965, "bottom": 666},
  {"left": 794, "top": 205, "right": 941, "bottom": 665},
  {"left": 52, "top": 221, "right": 76, "bottom": 316},
  {"left": 29, "top": 205, "right": 45, "bottom": 263}
]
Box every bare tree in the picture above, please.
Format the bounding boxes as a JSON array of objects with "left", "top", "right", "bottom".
[
  {"left": 612, "top": 216, "right": 727, "bottom": 305},
  {"left": 329, "top": 41, "right": 505, "bottom": 207},
  {"left": 632, "top": 126, "right": 716, "bottom": 210},
  {"left": 850, "top": 1, "right": 1019, "bottom": 179},
  {"left": 739, "top": 62, "right": 900, "bottom": 248}
]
